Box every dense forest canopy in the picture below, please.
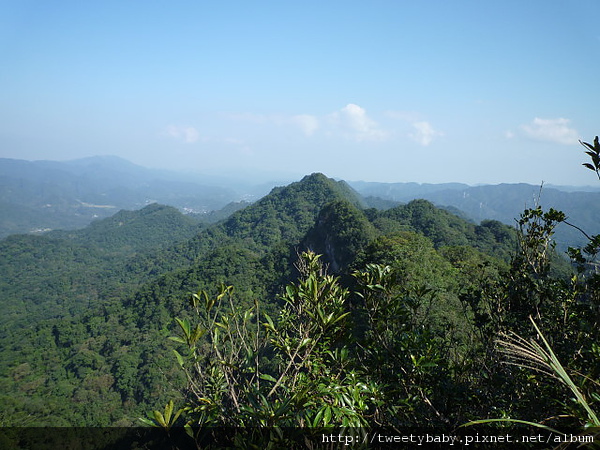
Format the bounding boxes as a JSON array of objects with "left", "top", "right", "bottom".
[{"left": 0, "top": 154, "right": 598, "bottom": 447}]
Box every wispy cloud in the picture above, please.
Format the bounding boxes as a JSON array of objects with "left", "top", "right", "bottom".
[
  {"left": 163, "top": 125, "right": 253, "bottom": 156},
  {"left": 328, "top": 103, "right": 388, "bottom": 141},
  {"left": 291, "top": 114, "right": 319, "bottom": 136},
  {"left": 409, "top": 121, "right": 443, "bottom": 146},
  {"left": 225, "top": 105, "right": 443, "bottom": 145},
  {"left": 165, "top": 125, "right": 200, "bottom": 144},
  {"left": 385, "top": 110, "right": 442, "bottom": 146},
  {"left": 520, "top": 117, "right": 578, "bottom": 145}
]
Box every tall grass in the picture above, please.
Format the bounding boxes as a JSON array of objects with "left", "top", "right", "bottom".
[{"left": 463, "top": 316, "right": 599, "bottom": 441}]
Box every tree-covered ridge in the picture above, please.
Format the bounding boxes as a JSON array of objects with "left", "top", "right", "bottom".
[
  {"left": 351, "top": 180, "right": 600, "bottom": 252},
  {"left": 49, "top": 203, "right": 201, "bottom": 254},
  {"left": 378, "top": 199, "right": 518, "bottom": 260},
  {"left": 302, "top": 199, "right": 377, "bottom": 272},
  {"left": 215, "top": 173, "right": 364, "bottom": 251},
  {"left": 0, "top": 170, "right": 562, "bottom": 431}
]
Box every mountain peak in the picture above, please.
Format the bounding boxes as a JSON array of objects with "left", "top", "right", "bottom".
[
  {"left": 217, "top": 173, "right": 364, "bottom": 251},
  {"left": 300, "top": 172, "right": 329, "bottom": 182}
]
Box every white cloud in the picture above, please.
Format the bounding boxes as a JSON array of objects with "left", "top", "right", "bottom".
[
  {"left": 227, "top": 104, "right": 455, "bottom": 144},
  {"left": 386, "top": 110, "right": 442, "bottom": 146},
  {"left": 520, "top": 117, "right": 578, "bottom": 145},
  {"left": 409, "top": 121, "right": 442, "bottom": 146},
  {"left": 165, "top": 125, "right": 200, "bottom": 144},
  {"left": 329, "top": 103, "right": 388, "bottom": 141}
]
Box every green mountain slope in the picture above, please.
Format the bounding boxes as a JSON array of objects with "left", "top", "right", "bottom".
[
  {"left": 0, "top": 172, "right": 520, "bottom": 427},
  {"left": 0, "top": 204, "right": 203, "bottom": 329},
  {"left": 216, "top": 173, "right": 365, "bottom": 250},
  {"left": 49, "top": 203, "right": 201, "bottom": 254}
]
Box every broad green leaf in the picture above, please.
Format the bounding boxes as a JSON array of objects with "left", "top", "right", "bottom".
[
  {"left": 164, "top": 400, "right": 174, "bottom": 424},
  {"left": 323, "top": 406, "right": 332, "bottom": 425},
  {"left": 312, "top": 408, "right": 324, "bottom": 427},
  {"left": 139, "top": 417, "right": 157, "bottom": 427},
  {"left": 175, "top": 318, "right": 191, "bottom": 339},
  {"left": 263, "top": 313, "right": 276, "bottom": 331},
  {"left": 173, "top": 349, "right": 185, "bottom": 367},
  {"left": 259, "top": 373, "right": 277, "bottom": 383},
  {"left": 153, "top": 410, "right": 167, "bottom": 428}
]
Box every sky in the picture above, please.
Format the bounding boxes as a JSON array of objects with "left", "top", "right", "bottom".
[{"left": 1, "top": 0, "right": 599, "bottom": 185}]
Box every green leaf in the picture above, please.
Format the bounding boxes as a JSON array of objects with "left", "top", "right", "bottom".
[
  {"left": 164, "top": 400, "right": 174, "bottom": 424},
  {"left": 190, "top": 292, "right": 199, "bottom": 308},
  {"left": 173, "top": 349, "right": 185, "bottom": 367},
  {"left": 341, "top": 393, "right": 352, "bottom": 407},
  {"left": 259, "top": 373, "right": 277, "bottom": 383},
  {"left": 312, "top": 408, "right": 324, "bottom": 427},
  {"left": 461, "top": 418, "right": 564, "bottom": 435},
  {"left": 298, "top": 337, "right": 312, "bottom": 349},
  {"left": 263, "top": 313, "right": 275, "bottom": 331},
  {"left": 139, "top": 417, "right": 157, "bottom": 427},
  {"left": 323, "top": 406, "right": 332, "bottom": 425},
  {"left": 243, "top": 308, "right": 254, "bottom": 323},
  {"left": 330, "top": 311, "right": 351, "bottom": 326},
  {"left": 190, "top": 324, "right": 206, "bottom": 345},
  {"left": 206, "top": 295, "right": 215, "bottom": 312},
  {"left": 171, "top": 408, "right": 183, "bottom": 425},
  {"left": 175, "top": 318, "right": 191, "bottom": 340},
  {"left": 285, "top": 285, "right": 296, "bottom": 299},
  {"left": 153, "top": 410, "right": 167, "bottom": 428}
]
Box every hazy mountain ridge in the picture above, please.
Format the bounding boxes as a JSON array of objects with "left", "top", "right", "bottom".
[
  {"left": 3, "top": 156, "right": 599, "bottom": 252},
  {"left": 349, "top": 180, "right": 600, "bottom": 250},
  {"left": 0, "top": 156, "right": 239, "bottom": 238}
]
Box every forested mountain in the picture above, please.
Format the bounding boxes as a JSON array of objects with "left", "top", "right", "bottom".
[
  {"left": 4, "top": 155, "right": 598, "bottom": 255},
  {"left": 349, "top": 180, "right": 600, "bottom": 251},
  {"left": 0, "top": 173, "right": 520, "bottom": 427},
  {"left": 1, "top": 168, "right": 598, "bottom": 448}
]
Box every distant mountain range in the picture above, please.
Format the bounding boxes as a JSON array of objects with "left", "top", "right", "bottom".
[
  {"left": 348, "top": 180, "right": 600, "bottom": 251},
  {"left": 0, "top": 156, "right": 268, "bottom": 237},
  {"left": 2, "top": 156, "right": 600, "bottom": 251}
]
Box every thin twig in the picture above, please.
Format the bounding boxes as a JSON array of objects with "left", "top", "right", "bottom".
[{"left": 563, "top": 220, "right": 594, "bottom": 242}]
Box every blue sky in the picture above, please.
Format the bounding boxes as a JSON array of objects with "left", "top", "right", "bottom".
[{"left": 1, "top": 0, "right": 599, "bottom": 185}]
